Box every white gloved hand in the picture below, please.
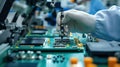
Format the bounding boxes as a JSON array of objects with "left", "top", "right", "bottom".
[{"left": 56, "top": 9, "right": 96, "bottom": 33}]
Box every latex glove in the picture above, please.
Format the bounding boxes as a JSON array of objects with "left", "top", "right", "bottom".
[{"left": 56, "top": 9, "right": 96, "bottom": 33}]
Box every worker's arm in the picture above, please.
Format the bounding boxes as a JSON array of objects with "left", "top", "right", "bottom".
[
  {"left": 56, "top": 6, "right": 120, "bottom": 41},
  {"left": 92, "top": 5, "right": 120, "bottom": 41},
  {"left": 56, "top": 9, "right": 96, "bottom": 33}
]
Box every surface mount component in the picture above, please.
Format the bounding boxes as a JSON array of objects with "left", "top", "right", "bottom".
[
  {"left": 20, "top": 38, "right": 45, "bottom": 46},
  {"left": 54, "top": 37, "right": 70, "bottom": 47},
  {"left": 31, "top": 29, "right": 47, "bottom": 35},
  {"left": 52, "top": 55, "right": 65, "bottom": 63},
  {"left": 55, "top": 38, "right": 70, "bottom": 43},
  {"left": 86, "top": 41, "right": 120, "bottom": 56}
]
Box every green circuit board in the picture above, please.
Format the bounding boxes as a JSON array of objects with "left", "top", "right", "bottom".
[{"left": 0, "top": 29, "right": 114, "bottom": 67}]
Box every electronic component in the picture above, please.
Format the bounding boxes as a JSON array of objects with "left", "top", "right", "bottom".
[
  {"left": 74, "top": 38, "right": 83, "bottom": 47},
  {"left": 108, "top": 57, "right": 118, "bottom": 67},
  {"left": 54, "top": 37, "right": 70, "bottom": 47},
  {"left": 31, "top": 29, "right": 47, "bottom": 35},
  {"left": 84, "top": 57, "right": 93, "bottom": 67},
  {"left": 70, "top": 57, "right": 78, "bottom": 64},
  {"left": 86, "top": 41, "right": 120, "bottom": 56},
  {"left": 14, "top": 50, "right": 43, "bottom": 60},
  {"left": 20, "top": 38, "right": 45, "bottom": 46},
  {"left": 87, "top": 34, "right": 99, "bottom": 42},
  {"left": 84, "top": 57, "right": 97, "bottom": 67},
  {"left": 17, "top": 51, "right": 26, "bottom": 60},
  {"left": 52, "top": 55, "right": 65, "bottom": 63}
]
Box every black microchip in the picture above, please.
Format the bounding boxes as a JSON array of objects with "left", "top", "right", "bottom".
[
  {"left": 86, "top": 41, "right": 120, "bottom": 56},
  {"left": 20, "top": 38, "right": 45, "bottom": 46},
  {"left": 55, "top": 37, "right": 70, "bottom": 42}
]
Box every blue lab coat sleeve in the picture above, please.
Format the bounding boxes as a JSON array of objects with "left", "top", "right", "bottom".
[
  {"left": 92, "top": 6, "right": 120, "bottom": 41},
  {"left": 89, "top": 0, "right": 106, "bottom": 14}
]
